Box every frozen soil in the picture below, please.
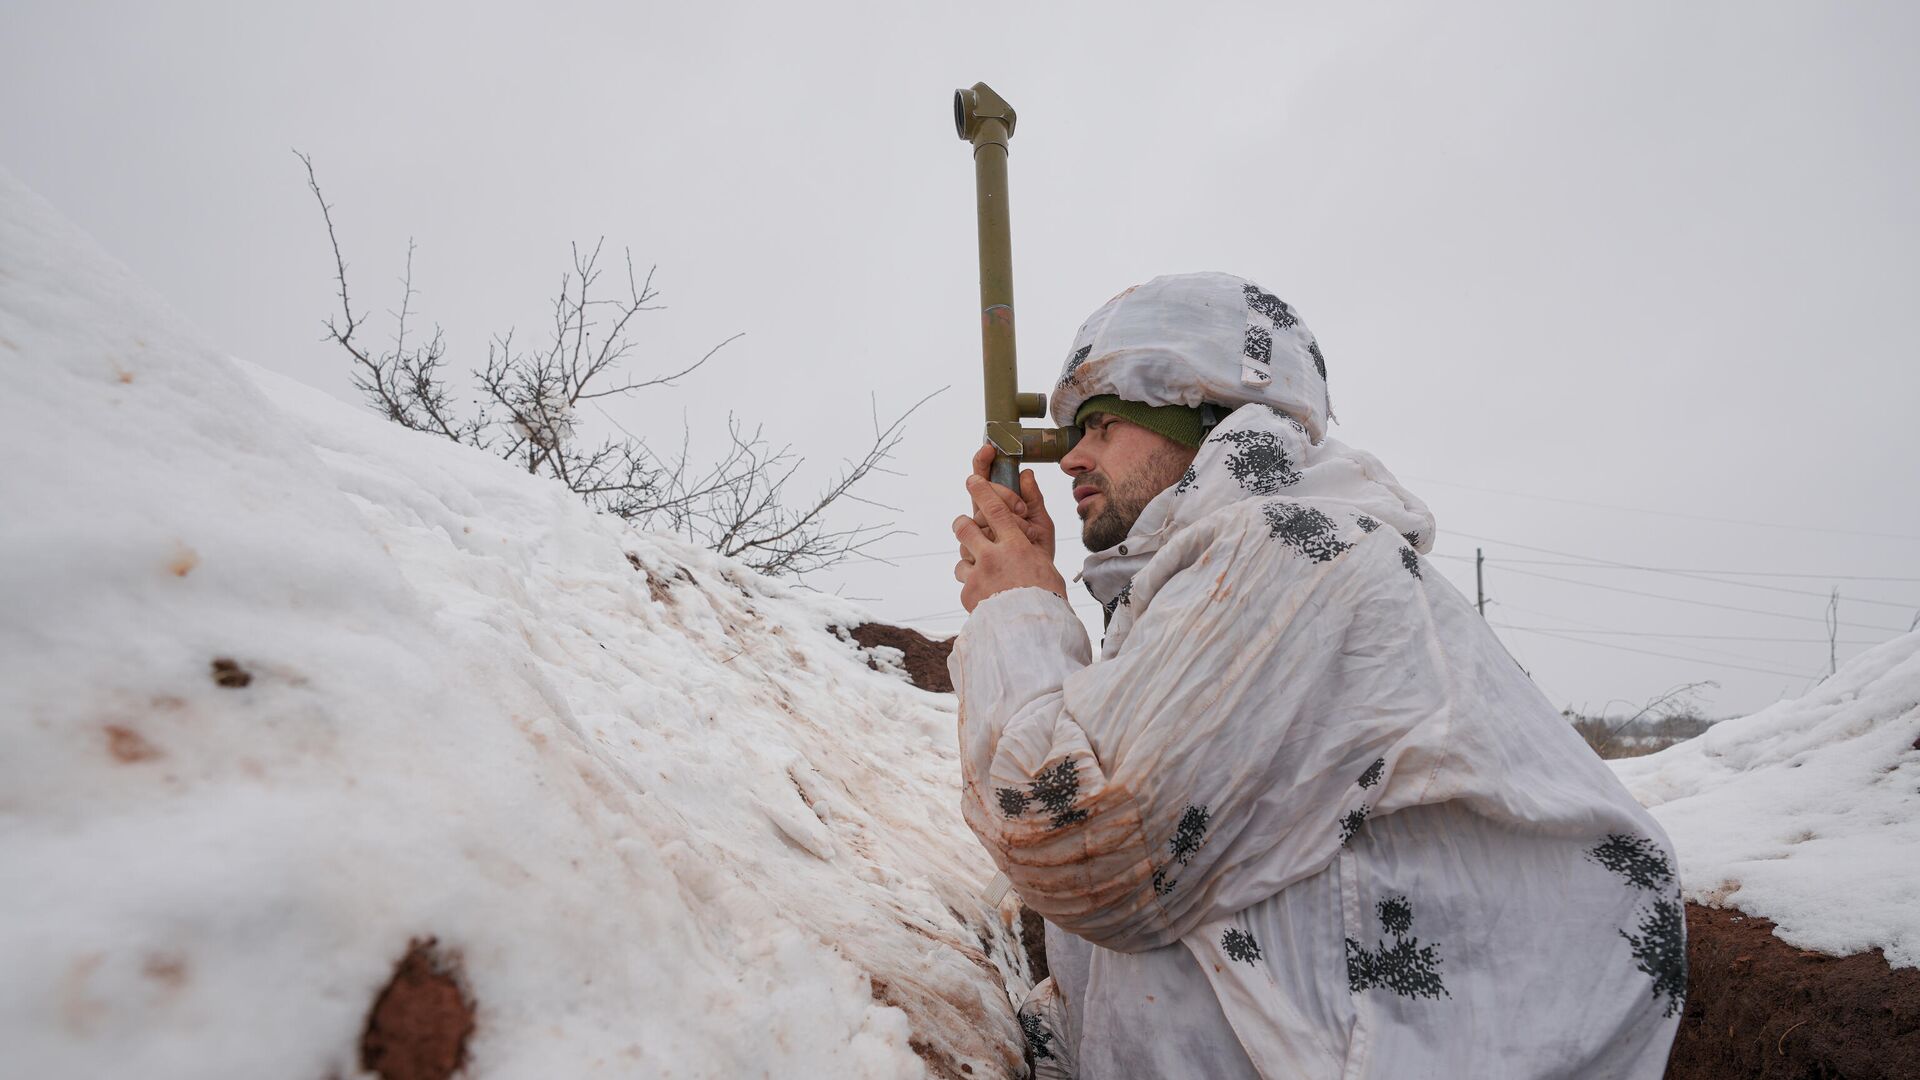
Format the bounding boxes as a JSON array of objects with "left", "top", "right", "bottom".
[
  {"left": 1669, "top": 904, "right": 1920, "bottom": 1079},
  {"left": 849, "top": 623, "right": 957, "bottom": 694},
  {"left": 359, "top": 940, "right": 474, "bottom": 1080}
]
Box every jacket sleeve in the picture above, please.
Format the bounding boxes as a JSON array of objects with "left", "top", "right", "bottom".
[{"left": 950, "top": 510, "right": 1434, "bottom": 952}]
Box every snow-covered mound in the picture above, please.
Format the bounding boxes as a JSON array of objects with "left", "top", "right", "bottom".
[
  {"left": 0, "top": 169, "right": 1025, "bottom": 1077},
  {"left": 1612, "top": 631, "right": 1920, "bottom": 968}
]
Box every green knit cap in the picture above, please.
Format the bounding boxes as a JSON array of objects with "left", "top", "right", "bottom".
[{"left": 1074, "top": 394, "right": 1207, "bottom": 449}]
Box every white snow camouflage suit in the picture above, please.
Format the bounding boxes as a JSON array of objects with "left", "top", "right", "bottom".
[{"left": 949, "top": 273, "right": 1684, "bottom": 1078}]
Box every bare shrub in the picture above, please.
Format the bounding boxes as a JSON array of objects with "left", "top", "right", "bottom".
[
  {"left": 1566, "top": 682, "right": 1719, "bottom": 759},
  {"left": 298, "top": 151, "right": 935, "bottom": 577}
]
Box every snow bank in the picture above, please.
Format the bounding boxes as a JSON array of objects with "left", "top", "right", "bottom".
[
  {"left": 0, "top": 169, "right": 1025, "bottom": 1077},
  {"left": 1611, "top": 630, "right": 1920, "bottom": 967}
]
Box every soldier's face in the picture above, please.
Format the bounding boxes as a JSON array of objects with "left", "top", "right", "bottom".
[{"left": 1059, "top": 414, "right": 1196, "bottom": 552}]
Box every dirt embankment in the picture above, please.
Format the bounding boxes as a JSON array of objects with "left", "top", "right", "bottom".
[
  {"left": 848, "top": 623, "right": 955, "bottom": 693},
  {"left": 1667, "top": 904, "right": 1920, "bottom": 1079}
]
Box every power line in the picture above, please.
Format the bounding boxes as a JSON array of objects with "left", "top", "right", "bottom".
[
  {"left": 853, "top": 547, "right": 959, "bottom": 565},
  {"left": 1484, "top": 598, "right": 1846, "bottom": 670},
  {"left": 1447, "top": 530, "right": 1920, "bottom": 612},
  {"left": 1429, "top": 552, "right": 1920, "bottom": 584},
  {"left": 1489, "top": 565, "right": 1908, "bottom": 632},
  {"left": 1495, "top": 625, "right": 1815, "bottom": 679},
  {"left": 1406, "top": 475, "right": 1920, "bottom": 542},
  {"left": 1490, "top": 624, "right": 1877, "bottom": 644},
  {"left": 899, "top": 606, "right": 966, "bottom": 623}
]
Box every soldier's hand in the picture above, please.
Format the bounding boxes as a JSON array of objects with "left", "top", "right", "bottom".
[
  {"left": 954, "top": 475, "right": 1068, "bottom": 613},
  {"left": 965, "top": 443, "right": 1055, "bottom": 559}
]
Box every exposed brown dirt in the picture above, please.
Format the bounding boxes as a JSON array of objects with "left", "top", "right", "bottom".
[
  {"left": 1018, "top": 905, "right": 1050, "bottom": 984},
  {"left": 360, "top": 938, "right": 475, "bottom": 1080},
  {"left": 847, "top": 623, "right": 955, "bottom": 693},
  {"left": 104, "top": 724, "right": 161, "bottom": 763},
  {"left": 1666, "top": 903, "right": 1920, "bottom": 1079},
  {"left": 208, "top": 657, "right": 251, "bottom": 688},
  {"left": 626, "top": 552, "right": 674, "bottom": 604}
]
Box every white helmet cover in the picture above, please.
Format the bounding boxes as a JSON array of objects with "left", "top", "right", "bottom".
[{"left": 1050, "top": 272, "right": 1333, "bottom": 441}]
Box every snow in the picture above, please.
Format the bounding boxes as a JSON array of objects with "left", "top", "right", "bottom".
[
  {"left": 0, "top": 169, "right": 1025, "bottom": 1077},
  {"left": 1611, "top": 630, "right": 1920, "bottom": 968}
]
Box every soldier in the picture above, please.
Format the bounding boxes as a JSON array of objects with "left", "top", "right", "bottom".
[{"left": 950, "top": 272, "right": 1684, "bottom": 1079}]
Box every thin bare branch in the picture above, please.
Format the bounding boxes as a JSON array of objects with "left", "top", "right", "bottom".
[{"left": 299, "top": 156, "right": 921, "bottom": 575}]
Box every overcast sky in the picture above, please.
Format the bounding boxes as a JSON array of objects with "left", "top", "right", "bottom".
[{"left": 6, "top": 1, "right": 1917, "bottom": 718}]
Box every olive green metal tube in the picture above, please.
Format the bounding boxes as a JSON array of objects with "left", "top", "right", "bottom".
[{"left": 953, "top": 82, "right": 1078, "bottom": 492}]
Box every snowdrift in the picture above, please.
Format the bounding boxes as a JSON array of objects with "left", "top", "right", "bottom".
[
  {"left": 1611, "top": 630, "right": 1920, "bottom": 968},
  {"left": 1610, "top": 633, "right": 1920, "bottom": 1077},
  {"left": 0, "top": 169, "right": 1026, "bottom": 1077}
]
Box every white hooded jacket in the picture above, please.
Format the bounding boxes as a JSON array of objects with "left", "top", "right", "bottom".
[{"left": 949, "top": 274, "right": 1683, "bottom": 1078}]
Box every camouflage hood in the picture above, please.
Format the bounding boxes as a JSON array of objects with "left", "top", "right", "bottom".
[
  {"left": 1078, "top": 403, "right": 1436, "bottom": 612},
  {"left": 1051, "top": 271, "right": 1334, "bottom": 442}
]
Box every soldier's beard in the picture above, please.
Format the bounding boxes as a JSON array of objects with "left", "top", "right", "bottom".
[{"left": 1080, "top": 446, "right": 1193, "bottom": 553}]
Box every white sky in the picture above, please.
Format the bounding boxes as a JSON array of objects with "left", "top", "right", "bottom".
[{"left": 5, "top": 1, "right": 1916, "bottom": 718}]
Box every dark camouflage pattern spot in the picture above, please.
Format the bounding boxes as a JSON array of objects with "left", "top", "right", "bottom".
[
  {"left": 1030, "top": 758, "right": 1089, "bottom": 829},
  {"left": 1216, "top": 429, "right": 1301, "bottom": 495},
  {"left": 1357, "top": 757, "right": 1385, "bottom": 789},
  {"left": 1400, "top": 547, "right": 1422, "bottom": 580},
  {"left": 997, "top": 786, "right": 1031, "bottom": 818},
  {"left": 1346, "top": 895, "right": 1449, "bottom": 999},
  {"left": 1588, "top": 834, "right": 1674, "bottom": 891},
  {"left": 1169, "top": 804, "right": 1211, "bottom": 865},
  {"left": 1057, "top": 344, "right": 1092, "bottom": 389},
  {"left": 1622, "top": 897, "right": 1687, "bottom": 1017},
  {"left": 1242, "top": 283, "right": 1298, "bottom": 330},
  {"left": 1377, "top": 895, "right": 1414, "bottom": 936},
  {"left": 1340, "top": 805, "right": 1370, "bottom": 844},
  {"left": 1262, "top": 502, "right": 1353, "bottom": 563},
  {"left": 1018, "top": 1008, "right": 1054, "bottom": 1061},
  {"left": 1222, "top": 927, "right": 1263, "bottom": 964},
  {"left": 1244, "top": 324, "right": 1273, "bottom": 365}
]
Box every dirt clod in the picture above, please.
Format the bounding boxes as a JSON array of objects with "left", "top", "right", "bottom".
[
  {"left": 1665, "top": 903, "right": 1920, "bottom": 1079},
  {"left": 209, "top": 657, "right": 251, "bottom": 688},
  {"left": 847, "top": 623, "right": 955, "bottom": 693},
  {"left": 1018, "top": 905, "right": 1050, "bottom": 984},
  {"left": 360, "top": 938, "right": 475, "bottom": 1080},
  {"left": 104, "top": 724, "right": 161, "bottom": 763}
]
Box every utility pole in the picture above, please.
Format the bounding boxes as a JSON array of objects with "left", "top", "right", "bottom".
[
  {"left": 1827, "top": 588, "right": 1840, "bottom": 678},
  {"left": 1476, "top": 547, "right": 1486, "bottom": 617}
]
